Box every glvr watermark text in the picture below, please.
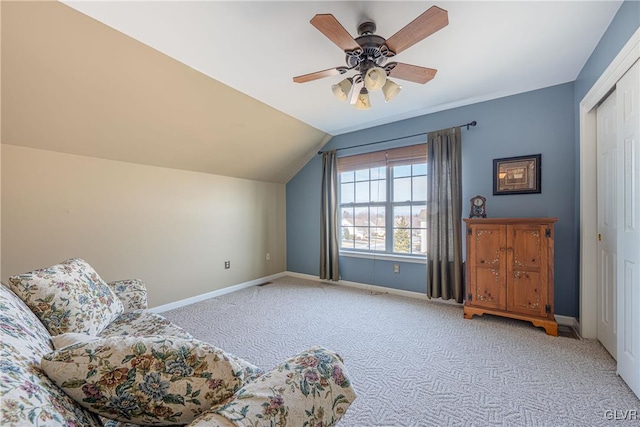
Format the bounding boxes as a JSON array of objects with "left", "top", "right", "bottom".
[{"left": 604, "top": 409, "right": 638, "bottom": 421}]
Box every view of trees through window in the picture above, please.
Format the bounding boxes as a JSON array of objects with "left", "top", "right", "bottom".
[{"left": 339, "top": 159, "right": 427, "bottom": 256}]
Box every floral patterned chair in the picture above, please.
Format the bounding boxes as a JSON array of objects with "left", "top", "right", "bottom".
[{"left": 0, "top": 258, "right": 356, "bottom": 426}]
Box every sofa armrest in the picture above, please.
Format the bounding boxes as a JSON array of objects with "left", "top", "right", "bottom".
[
  {"left": 106, "top": 279, "right": 148, "bottom": 312},
  {"left": 188, "top": 346, "right": 357, "bottom": 427}
]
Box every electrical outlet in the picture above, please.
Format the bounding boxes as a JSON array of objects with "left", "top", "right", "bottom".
[
  {"left": 224, "top": 261, "right": 230, "bottom": 269},
  {"left": 393, "top": 264, "right": 400, "bottom": 273},
  {"left": 266, "top": 253, "right": 271, "bottom": 261}
]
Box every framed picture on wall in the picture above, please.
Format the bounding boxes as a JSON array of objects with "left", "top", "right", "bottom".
[{"left": 493, "top": 154, "right": 541, "bottom": 195}]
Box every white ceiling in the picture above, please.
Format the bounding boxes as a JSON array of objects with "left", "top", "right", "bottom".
[{"left": 62, "top": 1, "right": 622, "bottom": 136}]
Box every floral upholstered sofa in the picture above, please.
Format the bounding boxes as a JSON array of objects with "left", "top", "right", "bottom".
[{"left": 0, "top": 258, "right": 356, "bottom": 426}]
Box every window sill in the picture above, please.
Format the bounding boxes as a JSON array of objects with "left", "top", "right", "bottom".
[{"left": 339, "top": 251, "right": 427, "bottom": 264}]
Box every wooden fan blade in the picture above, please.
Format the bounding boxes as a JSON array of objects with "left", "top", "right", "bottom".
[
  {"left": 384, "top": 6, "right": 448, "bottom": 55},
  {"left": 388, "top": 63, "right": 437, "bottom": 84},
  {"left": 293, "top": 68, "right": 341, "bottom": 83},
  {"left": 310, "top": 14, "right": 361, "bottom": 52}
]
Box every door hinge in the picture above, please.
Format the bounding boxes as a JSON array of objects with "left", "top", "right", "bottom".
[
  {"left": 545, "top": 228, "right": 551, "bottom": 238},
  {"left": 545, "top": 304, "right": 551, "bottom": 313},
  {"left": 467, "top": 228, "right": 472, "bottom": 236},
  {"left": 467, "top": 293, "right": 472, "bottom": 301}
]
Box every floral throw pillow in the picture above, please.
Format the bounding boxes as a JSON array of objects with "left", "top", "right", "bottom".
[
  {"left": 8, "top": 258, "right": 124, "bottom": 336},
  {"left": 40, "top": 335, "right": 247, "bottom": 425},
  {"left": 190, "top": 346, "right": 357, "bottom": 427}
]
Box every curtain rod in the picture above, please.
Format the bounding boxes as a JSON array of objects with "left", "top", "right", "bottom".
[{"left": 318, "top": 120, "right": 477, "bottom": 155}]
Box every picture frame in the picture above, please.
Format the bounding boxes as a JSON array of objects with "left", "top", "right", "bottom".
[{"left": 493, "top": 154, "right": 541, "bottom": 195}]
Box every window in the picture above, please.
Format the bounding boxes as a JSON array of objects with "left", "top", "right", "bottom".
[{"left": 338, "top": 144, "right": 427, "bottom": 257}]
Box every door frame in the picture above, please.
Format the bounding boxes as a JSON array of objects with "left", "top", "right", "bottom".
[{"left": 579, "top": 28, "right": 639, "bottom": 339}]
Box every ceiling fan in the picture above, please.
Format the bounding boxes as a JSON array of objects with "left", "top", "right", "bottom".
[{"left": 293, "top": 6, "right": 449, "bottom": 110}]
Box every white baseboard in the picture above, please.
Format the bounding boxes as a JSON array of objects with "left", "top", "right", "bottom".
[
  {"left": 284, "top": 271, "right": 462, "bottom": 306},
  {"left": 150, "top": 272, "right": 286, "bottom": 313}
]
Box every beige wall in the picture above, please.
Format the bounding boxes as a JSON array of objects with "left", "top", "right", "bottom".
[
  {"left": 2, "top": 1, "right": 328, "bottom": 185},
  {"left": 1, "top": 145, "right": 286, "bottom": 308}
]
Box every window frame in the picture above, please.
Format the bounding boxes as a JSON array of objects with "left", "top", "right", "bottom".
[{"left": 337, "top": 144, "right": 428, "bottom": 260}]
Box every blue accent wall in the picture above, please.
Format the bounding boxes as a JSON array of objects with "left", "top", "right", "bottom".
[
  {"left": 286, "top": 1, "right": 639, "bottom": 318},
  {"left": 288, "top": 83, "right": 576, "bottom": 314}
]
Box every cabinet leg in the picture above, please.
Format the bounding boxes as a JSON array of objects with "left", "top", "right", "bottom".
[
  {"left": 530, "top": 319, "right": 558, "bottom": 337},
  {"left": 463, "top": 306, "right": 484, "bottom": 319},
  {"left": 463, "top": 306, "right": 558, "bottom": 336}
]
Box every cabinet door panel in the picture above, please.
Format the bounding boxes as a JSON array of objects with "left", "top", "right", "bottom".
[
  {"left": 508, "top": 270, "right": 546, "bottom": 316},
  {"left": 507, "top": 225, "right": 549, "bottom": 317},
  {"left": 468, "top": 225, "right": 506, "bottom": 310},
  {"left": 474, "top": 267, "right": 505, "bottom": 310},
  {"left": 511, "top": 226, "right": 543, "bottom": 268}
]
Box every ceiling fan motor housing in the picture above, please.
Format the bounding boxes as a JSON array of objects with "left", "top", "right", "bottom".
[
  {"left": 357, "top": 21, "right": 376, "bottom": 36},
  {"left": 347, "top": 27, "right": 395, "bottom": 74}
]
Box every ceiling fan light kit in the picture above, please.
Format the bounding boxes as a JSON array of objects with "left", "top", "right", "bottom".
[
  {"left": 364, "top": 66, "right": 387, "bottom": 91},
  {"left": 293, "top": 6, "right": 449, "bottom": 109},
  {"left": 382, "top": 79, "right": 402, "bottom": 102},
  {"left": 355, "top": 87, "right": 371, "bottom": 110},
  {"left": 331, "top": 77, "right": 353, "bottom": 102}
]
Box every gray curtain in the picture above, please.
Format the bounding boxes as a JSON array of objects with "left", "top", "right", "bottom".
[
  {"left": 426, "top": 127, "right": 463, "bottom": 302},
  {"left": 320, "top": 150, "right": 340, "bottom": 281}
]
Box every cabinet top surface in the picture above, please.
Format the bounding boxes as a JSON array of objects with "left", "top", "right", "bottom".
[{"left": 463, "top": 217, "right": 559, "bottom": 224}]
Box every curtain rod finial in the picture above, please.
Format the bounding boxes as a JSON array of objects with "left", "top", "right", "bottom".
[
  {"left": 318, "top": 151, "right": 323, "bottom": 155},
  {"left": 464, "top": 121, "right": 477, "bottom": 130}
]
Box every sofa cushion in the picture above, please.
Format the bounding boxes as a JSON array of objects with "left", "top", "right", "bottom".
[
  {"left": 189, "top": 346, "right": 356, "bottom": 427},
  {"left": 41, "top": 335, "right": 248, "bottom": 426},
  {"left": 7, "top": 258, "right": 124, "bottom": 336},
  {"left": 99, "top": 310, "right": 265, "bottom": 383},
  {"left": 100, "top": 309, "right": 193, "bottom": 339},
  {"left": 0, "top": 283, "right": 103, "bottom": 427},
  {"left": 51, "top": 332, "right": 100, "bottom": 350}
]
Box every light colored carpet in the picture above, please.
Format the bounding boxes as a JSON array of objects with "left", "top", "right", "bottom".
[{"left": 162, "top": 276, "right": 639, "bottom": 426}]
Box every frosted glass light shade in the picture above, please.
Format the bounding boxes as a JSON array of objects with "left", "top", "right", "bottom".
[
  {"left": 331, "top": 78, "right": 353, "bottom": 102},
  {"left": 355, "top": 88, "right": 371, "bottom": 110},
  {"left": 364, "top": 67, "right": 387, "bottom": 92},
  {"left": 382, "top": 79, "right": 402, "bottom": 102}
]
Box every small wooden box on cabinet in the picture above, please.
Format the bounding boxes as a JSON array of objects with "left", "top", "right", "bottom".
[{"left": 463, "top": 217, "right": 559, "bottom": 336}]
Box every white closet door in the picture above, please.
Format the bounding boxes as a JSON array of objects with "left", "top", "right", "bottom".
[
  {"left": 616, "top": 59, "right": 640, "bottom": 398},
  {"left": 596, "top": 91, "right": 617, "bottom": 358}
]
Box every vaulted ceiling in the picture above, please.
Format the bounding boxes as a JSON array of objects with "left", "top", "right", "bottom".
[{"left": 1, "top": 1, "right": 623, "bottom": 183}]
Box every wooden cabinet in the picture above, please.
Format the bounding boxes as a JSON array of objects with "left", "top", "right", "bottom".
[{"left": 463, "top": 218, "right": 558, "bottom": 336}]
